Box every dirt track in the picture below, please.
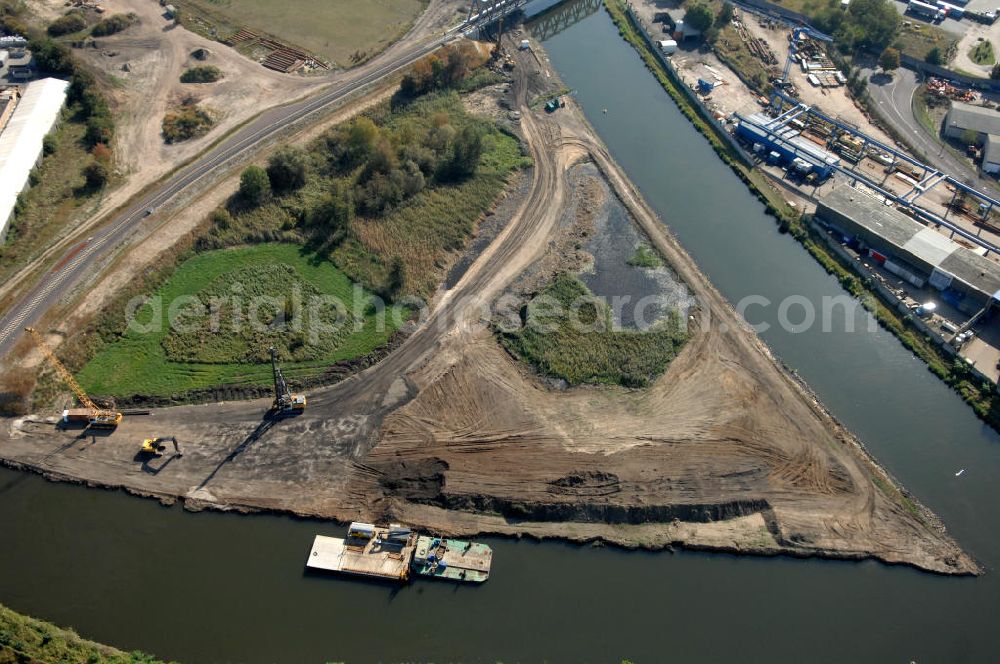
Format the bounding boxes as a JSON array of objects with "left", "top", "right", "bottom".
[{"left": 0, "top": 38, "right": 979, "bottom": 575}]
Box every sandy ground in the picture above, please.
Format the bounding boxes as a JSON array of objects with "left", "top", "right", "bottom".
[
  {"left": 953, "top": 22, "right": 1000, "bottom": 79},
  {"left": 0, "top": 36, "right": 977, "bottom": 575},
  {"left": 28, "top": 0, "right": 321, "bottom": 217}
]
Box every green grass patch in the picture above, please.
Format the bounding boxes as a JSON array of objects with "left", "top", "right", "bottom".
[
  {"left": 0, "top": 602, "right": 171, "bottom": 664},
  {"left": 895, "top": 21, "right": 956, "bottom": 62},
  {"left": 713, "top": 22, "right": 773, "bottom": 93},
  {"left": 912, "top": 88, "right": 939, "bottom": 137},
  {"left": 627, "top": 243, "right": 663, "bottom": 268},
  {"left": 970, "top": 40, "right": 995, "bottom": 66},
  {"left": 160, "top": 263, "right": 356, "bottom": 364},
  {"left": 499, "top": 273, "right": 687, "bottom": 388},
  {"left": 78, "top": 243, "right": 402, "bottom": 397},
  {"left": 177, "top": 0, "right": 427, "bottom": 67}
]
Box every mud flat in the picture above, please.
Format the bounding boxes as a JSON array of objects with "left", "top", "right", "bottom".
[{"left": 0, "top": 37, "right": 979, "bottom": 575}]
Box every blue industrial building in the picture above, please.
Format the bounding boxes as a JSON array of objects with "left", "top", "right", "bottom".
[{"left": 735, "top": 112, "right": 840, "bottom": 180}]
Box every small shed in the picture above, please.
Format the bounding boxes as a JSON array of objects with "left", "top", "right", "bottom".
[{"left": 657, "top": 39, "right": 677, "bottom": 55}]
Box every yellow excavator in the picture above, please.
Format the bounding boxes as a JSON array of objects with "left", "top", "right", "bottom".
[
  {"left": 140, "top": 436, "right": 182, "bottom": 457},
  {"left": 25, "top": 327, "right": 123, "bottom": 429}
]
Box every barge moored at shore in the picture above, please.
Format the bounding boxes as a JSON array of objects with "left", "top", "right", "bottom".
[{"left": 306, "top": 523, "right": 492, "bottom": 584}]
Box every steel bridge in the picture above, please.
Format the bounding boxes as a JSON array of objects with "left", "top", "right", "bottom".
[{"left": 526, "top": 0, "right": 602, "bottom": 41}]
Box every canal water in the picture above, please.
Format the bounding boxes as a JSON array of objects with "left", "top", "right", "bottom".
[{"left": 2, "top": 3, "right": 1000, "bottom": 662}]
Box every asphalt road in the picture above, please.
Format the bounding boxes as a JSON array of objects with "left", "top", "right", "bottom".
[
  {"left": 865, "top": 66, "right": 1000, "bottom": 193},
  {"left": 0, "top": 22, "right": 468, "bottom": 359}
]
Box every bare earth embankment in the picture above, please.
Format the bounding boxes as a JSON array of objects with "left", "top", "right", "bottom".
[{"left": 0, "top": 39, "right": 978, "bottom": 575}]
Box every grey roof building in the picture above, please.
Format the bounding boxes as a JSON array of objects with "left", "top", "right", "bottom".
[
  {"left": 816, "top": 186, "right": 1000, "bottom": 313},
  {"left": 944, "top": 101, "right": 1000, "bottom": 141}
]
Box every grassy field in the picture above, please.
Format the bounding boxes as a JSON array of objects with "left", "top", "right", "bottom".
[
  {"left": 0, "top": 602, "right": 169, "bottom": 664},
  {"left": 714, "top": 22, "right": 773, "bottom": 92},
  {"left": 500, "top": 273, "right": 687, "bottom": 388},
  {"left": 78, "top": 243, "right": 402, "bottom": 397},
  {"left": 178, "top": 0, "right": 428, "bottom": 66},
  {"left": 207, "top": 91, "right": 530, "bottom": 300}
]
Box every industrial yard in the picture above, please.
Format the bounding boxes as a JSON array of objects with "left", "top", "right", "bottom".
[{"left": 622, "top": 0, "right": 1000, "bottom": 389}]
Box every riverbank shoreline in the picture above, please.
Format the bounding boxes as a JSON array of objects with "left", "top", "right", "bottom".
[{"left": 600, "top": 0, "right": 1000, "bottom": 437}]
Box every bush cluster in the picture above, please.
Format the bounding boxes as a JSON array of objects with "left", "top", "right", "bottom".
[
  {"left": 90, "top": 12, "right": 137, "bottom": 37},
  {"left": 180, "top": 65, "right": 223, "bottom": 83}
]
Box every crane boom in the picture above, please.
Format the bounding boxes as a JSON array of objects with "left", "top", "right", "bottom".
[
  {"left": 25, "top": 327, "right": 122, "bottom": 428},
  {"left": 26, "top": 327, "right": 96, "bottom": 410}
]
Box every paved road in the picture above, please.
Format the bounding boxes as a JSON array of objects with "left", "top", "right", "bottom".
[
  {"left": 0, "top": 21, "right": 470, "bottom": 359},
  {"left": 865, "top": 66, "right": 1000, "bottom": 194}
]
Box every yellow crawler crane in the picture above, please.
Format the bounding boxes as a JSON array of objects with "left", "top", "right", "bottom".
[{"left": 25, "top": 327, "right": 122, "bottom": 429}]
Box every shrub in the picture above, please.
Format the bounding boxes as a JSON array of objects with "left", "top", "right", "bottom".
[
  {"left": 161, "top": 103, "right": 214, "bottom": 143},
  {"left": 47, "top": 11, "right": 86, "bottom": 36},
  {"left": 399, "top": 42, "right": 489, "bottom": 97},
  {"left": 879, "top": 47, "right": 900, "bottom": 72},
  {"left": 239, "top": 165, "right": 271, "bottom": 205},
  {"left": 82, "top": 160, "right": 109, "bottom": 189},
  {"left": 266, "top": 146, "right": 309, "bottom": 191},
  {"left": 90, "top": 12, "right": 137, "bottom": 37},
  {"left": 683, "top": 3, "right": 713, "bottom": 34},
  {"left": 925, "top": 47, "right": 943, "bottom": 66},
  {"left": 180, "top": 65, "right": 223, "bottom": 83},
  {"left": 41, "top": 133, "right": 57, "bottom": 156}
]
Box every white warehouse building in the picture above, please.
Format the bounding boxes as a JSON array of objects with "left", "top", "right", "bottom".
[{"left": 0, "top": 77, "right": 70, "bottom": 239}]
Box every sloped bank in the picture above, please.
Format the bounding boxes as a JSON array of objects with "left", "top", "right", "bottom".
[{"left": 600, "top": 0, "right": 1000, "bottom": 436}]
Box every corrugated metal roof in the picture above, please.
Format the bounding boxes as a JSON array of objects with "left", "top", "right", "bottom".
[
  {"left": 0, "top": 78, "right": 69, "bottom": 236},
  {"left": 902, "top": 227, "right": 958, "bottom": 266},
  {"left": 945, "top": 101, "right": 1000, "bottom": 137},
  {"left": 818, "top": 186, "right": 1000, "bottom": 299}
]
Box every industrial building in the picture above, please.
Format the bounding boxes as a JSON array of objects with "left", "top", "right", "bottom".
[
  {"left": 816, "top": 186, "right": 1000, "bottom": 314},
  {"left": 0, "top": 77, "right": 70, "bottom": 239},
  {"left": 944, "top": 101, "right": 1000, "bottom": 143},
  {"left": 735, "top": 112, "right": 840, "bottom": 180},
  {"left": 985, "top": 134, "right": 1000, "bottom": 175},
  {"left": 661, "top": 9, "right": 701, "bottom": 41}
]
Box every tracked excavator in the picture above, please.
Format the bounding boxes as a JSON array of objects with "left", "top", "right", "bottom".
[
  {"left": 269, "top": 346, "right": 306, "bottom": 416},
  {"left": 140, "top": 436, "right": 183, "bottom": 457}
]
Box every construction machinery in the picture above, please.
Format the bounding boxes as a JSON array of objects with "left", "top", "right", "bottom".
[
  {"left": 269, "top": 346, "right": 306, "bottom": 415},
  {"left": 140, "top": 436, "right": 183, "bottom": 457},
  {"left": 25, "top": 327, "right": 122, "bottom": 429}
]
